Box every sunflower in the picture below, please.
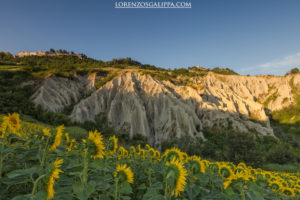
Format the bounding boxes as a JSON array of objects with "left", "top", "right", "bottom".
[
  {"left": 165, "top": 158, "right": 187, "bottom": 197},
  {"left": 129, "top": 146, "right": 136, "bottom": 155},
  {"left": 147, "top": 148, "right": 156, "bottom": 159},
  {"left": 218, "top": 164, "right": 234, "bottom": 179},
  {"left": 145, "top": 144, "right": 151, "bottom": 151},
  {"left": 223, "top": 179, "right": 233, "bottom": 189},
  {"left": 67, "top": 139, "right": 76, "bottom": 152},
  {"left": 65, "top": 133, "right": 70, "bottom": 143},
  {"left": 114, "top": 164, "right": 134, "bottom": 184},
  {"left": 118, "top": 146, "right": 128, "bottom": 158},
  {"left": 163, "top": 147, "right": 184, "bottom": 162},
  {"left": 87, "top": 130, "right": 105, "bottom": 159},
  {"left": 108, "top": 135, "right": 118, "bottom": 154},
  {"left": 46, "top": 159, "right": 64, "bottom": 200},
  {"left": 237, "top": 162, "right": 247, "bottom": 169},
  {"left": 188, "top": 155, "right": 205, "bottom": 174},
  {"left": 140, "top": 149, "right": 145, "bottom": 159},
  {"left": 269, "top": 180, "right": 281, "bottom": 192},
  {"left": 43, "top": 128, "right": 51, "bottom": 136},
  {"left": 4, "top": 113, "right": 21, "bottom": 133},
  {"left": 0, "top": 119, "right": 9, "bottom": 138},
  {"left": 50, "top": 125, "right": 65, "bottom": 151},
  {"left": 282, "top": 187, "right": 295, "bottom": 197},
  {"left": 181, "top": 152, "right": 189, "bottom": 162},
  {"left": 155, "top": 150, "right": 161, "bottom": 160}
]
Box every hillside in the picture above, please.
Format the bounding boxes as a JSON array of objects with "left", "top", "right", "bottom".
[
  {"left": 0, "top": 51, "right": 300, "bottom": 168},
  {"left": 29, "top": 70, "right": 300, "bottom": 148}
]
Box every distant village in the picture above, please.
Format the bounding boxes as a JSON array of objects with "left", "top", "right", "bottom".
[{"left": 17, "top": 49, "right": 83, "bottom": 59}]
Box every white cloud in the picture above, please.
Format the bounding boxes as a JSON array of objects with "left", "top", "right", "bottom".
[
  {"left": 259, "top": 52, "right": 300, "bottom": 69},
  {"left": 239, "top": 52, "right": 300, "bottom": 75}
]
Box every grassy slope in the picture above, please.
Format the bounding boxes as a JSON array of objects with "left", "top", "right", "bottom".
[
  {"left": 1, "top": 55, "right": 299, "bottom": 172},
  {"left": 21, "top": 114, "right": 88, "bottom": 139},
  {"left": 270, "top": 75, "right": 300, "bottom": 143}
]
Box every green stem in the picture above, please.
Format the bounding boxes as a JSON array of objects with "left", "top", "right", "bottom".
[
  {"left": 0, "top": 140, "right": 5, "bottom": 178},
  {"left": 82, "top": 148, "right": 89, "bottom": 186},
  {"left": 31, "top": 175, "right": 45, "bottom": 196},
  {"left": 148, "top": 173, "right": 152, "bottom": 187},
  {"left": 241, "top": 187, "right": 246, "bottom": 200},
  {"left": 40, "top": 137, "right": 50, "bottom": 169},
  {"left": 164, "top": 181, "right": 169, "bottom": 200},
  {"left": 114, "top": 178, "right": 119, "bottom": 200}
]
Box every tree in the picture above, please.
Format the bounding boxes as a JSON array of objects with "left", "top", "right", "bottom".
[
  {"left": 49, "top": 48, "right": 55, "bottom": 54},
  {"left": 290, "top": 67, "right": 299, "bottom": 74}
]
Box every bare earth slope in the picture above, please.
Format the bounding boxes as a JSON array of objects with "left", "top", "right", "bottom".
[{"left": 31, "top": 71, "right": 300, "bottom": 148}]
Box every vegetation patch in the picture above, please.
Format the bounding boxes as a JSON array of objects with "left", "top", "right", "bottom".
[{"left": 0, "top": 113, "right": 299, "bottom": 199}]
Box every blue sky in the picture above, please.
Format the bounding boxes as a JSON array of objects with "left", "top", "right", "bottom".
[{"left": 1, "top": 0, "right": 300, "bottom": 75}]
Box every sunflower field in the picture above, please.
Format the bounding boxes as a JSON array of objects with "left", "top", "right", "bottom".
[{"left": 0, "top": 113, "right": 299, "bottom": 200}]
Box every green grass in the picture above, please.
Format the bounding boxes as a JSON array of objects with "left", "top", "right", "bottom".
[
  {"left": 263, "top": 163, "right": 300, "bottom": 173},
  {"left": 0, "top": 65, "right": 23, "bottom": 70},
  {"left": 65, "top": 126, "right": 88, "bottom": 140},
  {"left": 20, "top": 114, "right": 88, "bottom": 140}
]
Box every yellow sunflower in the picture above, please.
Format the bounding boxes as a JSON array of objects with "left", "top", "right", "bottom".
[
  {"left": 46, "top": 159, "right": 64, "bottom": 200},
  {"left": 65, "top": 133, "right": 70, "bottom": 143},
  {"left": 1, "top": 113, "right": 20, "bottom": 137},
  {"left": 163, "top": 147, "right": 184, "bottom": 162},
  {"left": 269, "top": 180, "right": 281, "bottom": 192},
  {"left": 87, "top": 130, "right": 105, "bottom": 159},
  {"left": 281, "top": 187, "right": 295, "bottom": 197},
  {"left": 43, "top": 128, "right": 51, "bottom": 136},
  {"left": 5, "top": 113, "right": 21, "bottom": 133},
  {"left": 114, "top": 164, "right": 134, "bottom": 184},
  {"left": 129, "top": 146, "right": 136, "bottom": 155},
  {"left": 67, "top": 139, "right": 76, "bottom": 152},
  {"left": 155, "top": 150, "right": 161, "bottom": 160},
  {"left": 223, "top": 179, "right": 233, "bottom": 189},
  {"left": 108, "top": 135, "right": 118, "bottom": 154},
  {"left": 50, "top": 125, "right": 65, "bottom": 151},
  {"left": 237, "top": 162, "right": 247, "bottom": 169},
  {"left": 0, "top": 119, "right": 9, "bottom": 138},
  {"left": 218, "top": 164, "right": 234, "bottom": 179},
  {"left": 188, "top": 155, "right": 205, "bottom": 174},
  {"left": 165, "top": 157, "right": 187, "bottom": 197}
]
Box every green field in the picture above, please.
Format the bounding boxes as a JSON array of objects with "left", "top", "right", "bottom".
[{"left": 0, "top": 65, "right": 23, "bottom": 70}]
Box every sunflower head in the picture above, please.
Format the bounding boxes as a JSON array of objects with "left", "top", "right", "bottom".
[
  {"left": 223, "top": 179, "right": 233, "bottom": 189},
  {"left": 155, "top": 150, "right": 161, "bottom": 160},
  {"left": 163, "top": 147, "right": 183, "bottom": 162},
  {"left": 209, "top": 163, "right": 219, "bottom": 173},
  {"left": 46, "top": 158, "right": 64, "bottom": 200},
  {"left": 107, "top": 135, "right": 118, "bottom": 154},
  {"left": 1, "top": 113, "right": 21, "bottom": 135},
  {"left": 145, "top": 144, "right": 151, "bottom": 151},
  {"left": 282, "top": 187, "right": 295, "bottom": 197},
  {"left": 129, "top": 146, "right": 136, "bottom": 155},
  {"left": 118, "top": 146, "right": 128, "bottom": 159},
  {"left": 49, "top": 125, "right": 65, "bottom": 151},
  {"left": 165, "top": 158, "right": 187, "bottom": 197},
  {"left": 270, "top": 181, "right": 281, "bottom": 191},
  {"left": 147, "top": 148, "right": 155, "bottom": 159},
  {"left": 188, "top": 156, "right": 204, "bottom": 174},
  {"left": 87, "top": 130, "right": 105, "bottom": 159},
  {"left": 114, "top": 164, "right": 134, "bottom": 184},
  {"left": 227, "top": 163, "right": 236, "bottom": 171},
  {"left": 43, "top": 128, "right": 51, "bottom": 137},
  {"left": 219, "top": 164, "right": 234, "bottom": 179},
  {"left": 65, "top": 133, "right": 70, "bottom": 143},
  {"left": 7, "top": 113, "right": 21, "bottom": 133},
  {"left": 237, "top": 162, "right": 247, "bottom": 169}
]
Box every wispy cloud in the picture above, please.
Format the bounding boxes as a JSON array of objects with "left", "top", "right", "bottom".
[
  {"left": 259, "top": 52, "right": 300, "bottom": 69},
  {"left": 239, "top": 52, "right": 300, "bottom": 75}
]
